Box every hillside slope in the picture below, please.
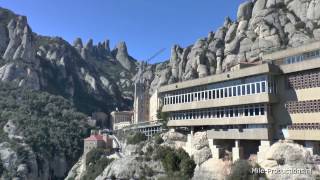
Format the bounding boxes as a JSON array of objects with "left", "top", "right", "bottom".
[{"left": 0, "top": 7, "right": 138, "bottom": 115}]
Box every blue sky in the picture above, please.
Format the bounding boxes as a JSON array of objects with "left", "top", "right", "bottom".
[{"left": 0, "top": 0, "right": 246, "bottom": 63}]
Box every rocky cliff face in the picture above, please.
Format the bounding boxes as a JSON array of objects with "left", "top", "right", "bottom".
[
  {"left": 0, "top": 7, "right": 138, "bottom": 115},
  {"left": 139, "top": 0, "right": 320, "bottom": 95}
]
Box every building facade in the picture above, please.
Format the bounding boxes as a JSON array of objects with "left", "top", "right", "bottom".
[
  {"left": 158, "top": 41, "right": 320, "bottom": 162},
  {"left": 110, "top": 111, "right": 133, "bottom": 130},
  {"left": 83, "top": 130, "right": 113, "bottom": 156}
]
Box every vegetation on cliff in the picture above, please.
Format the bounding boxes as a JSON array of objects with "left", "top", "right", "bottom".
[
  {"left": 83, "top": 148, "right": 114, "bottom": 180},
  {"left": 0, "top": 82, "right": 89, "bottom": 178}
]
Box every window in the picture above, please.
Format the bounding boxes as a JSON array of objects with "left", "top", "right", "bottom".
[
  {"left": 234, "top": 108, "right": 239, "bottom": 117},
  {"left": 228, "top": 87, "right": 232, "bottom": 97},
  {"left": 225, "top": 88, "right": 228, "bottom": 97},
  {"left": 208, "top": 91, "right": 212, "bottom": 99},
  {"left": 230, "top": 109, "right": 234, "bottom": 117},
  {"left": 220, "top": 89, "right": 224, "bottom": 98},
  {"left": 242, "top": 85, "right": 246, "bottom": 95},
  {"left": 260, "top": 106, "right": 265, "bottom": 115},
  {"left": 205, "top": 91, "right": 208, "bottom": 100},
  {"left": 237, "top": 86, "right": 241, "bottom": 96},
  {"left": 255, "top": 106, "right": 260, "bottom": 115},
  {"left": 233, "top": 87, "right": 237, "bottom": 96},
  {"left": 221, "top": 109, "right": 224, "bottom": 118},
  {"left": 249, "top": 106, "right": 254, "bottom": 116},
  {"left": 217, "top": 89, "right": 220, "bottom": 98},
  {"left": 245, "top": 107, "right": 249, "bottom": 116},
  {"left": 247, "top": 84, "right": 251, "bottom": 94},
  {"left": 262, "top": 82, "right": 266, "bottom": 92},
  {"left": 256, "top": 83, "right": 261, "bottom": 93},
  {"left": 251, "top": 84, "right": 256, "bottom": 94},
  {"left": 212, "top": 90, "right": 216, "bottom": 99}
]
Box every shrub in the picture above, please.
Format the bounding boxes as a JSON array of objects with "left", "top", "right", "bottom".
[
  {"left": 154, "top": 146, "right": 196, "bottom": 179},
  {"left": 227, "top": 160, "right": 264, "bottom": 180},
  {"left": 154, "top": 134, "right": 164, "bottom": 145},
  {"left": 0, "top": 82, "right": 89, "bottom": 173},
  {"left": 86, "top": 148, "right": 106, "bottom": 166},
  {"left": 83, "top": 157, "right": 113, "bottom": 180},
  {"left": 127, "top": 132, "right": 147, "bottom": 144},
  {"left": 141, "top": 165, "right": 154, "bottom": 177}
]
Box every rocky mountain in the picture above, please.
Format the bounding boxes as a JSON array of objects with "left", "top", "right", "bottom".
[
  {"left": 140, "top": 0, "right": 320, "bottom": 95},
  {"left": 0, "top": 7, "right": 138, "bottom": 115}
]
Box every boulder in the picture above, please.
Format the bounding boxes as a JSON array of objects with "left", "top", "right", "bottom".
[
  {"left": 307, "top": 0, "right": 320, "bottom": 21},
  {"left": 192, "top": 147, "right": 212, "bottom": 165},
  {"left": 192, "top": 158, "right": 232, "bottom": 180},
  {"left": 252, "top": 0, "right": 267, "bottom": 17},
  {"left": 237, "top": 1, "right": 253, "bottom": 21},
  {"left": 192, "top": 131, "right": 208, "bottom": 150},
  {"left": 225, "top": 23, "right": 238, "bottom": 43},
  {"left": 266, "top": 0, "right": 284, "bottom": 8}
]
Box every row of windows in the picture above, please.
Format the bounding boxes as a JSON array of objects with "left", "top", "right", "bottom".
[
  {"left": 287, "top": 70, "right": 320, "bottom": 89},
  {"left": 285, "top": 100, "right": 320, "bottom": 114},
  {"left": 138, "top": 126, "right": 162, "bottom": 137},
  {"left": 284, "top": 49, "right": 320, "bottom": 64},
  {"left": 165, "top": 75, "right": 268, "bottom": 96},
  {"left": 209, "top": 124, "right": 270, "bottom": 130},
  {"left": 163, "top": 81, "right": 276, "bottom": 105},
  {"left": 168, "top": 104, "right": 267, "bottom": 120},
  {"left": 114, "top": 115, "right": 132, "bottom": 123},
  {"left": 288, "top": 123, "right": 320, "bottom": 130}
]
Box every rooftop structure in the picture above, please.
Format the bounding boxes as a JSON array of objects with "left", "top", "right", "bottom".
[{"left": 83, "top": 130, "right": 113, "bottom": 156}]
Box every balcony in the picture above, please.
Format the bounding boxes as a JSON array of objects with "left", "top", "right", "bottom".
[
  {"left": 167, "top": 116, "right": 269, "bottom": 127},
  {"left": 162, "top": 93, "right": 278, "bottom": 112},
  {"left": 207, "top": 128, "right": 270, "bottom": 140}
]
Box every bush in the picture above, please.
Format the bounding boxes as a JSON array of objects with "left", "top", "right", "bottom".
[
  {"left": 154, "top": 146, "right": 196, "bottom": 179},
  {"left": 154, "top": 134, "right": 164, "bottom": 145},
  {"left": 127, "top": 132, "right": 147, "bottom": 144},
  {"left": 83, "top": 157, "right": 113, "bottom": 180},
  {"left": 227, "top": 160, "right": 265, "bottom": 180},
  {"left": 86, "top": 148, "right": 107, "bottom": 166},
  {"left": 0, "top": 82, "right": 89, "bottom": 172},
  {"left": 141, "top": 165, "right": 154, "bottom": 177}
]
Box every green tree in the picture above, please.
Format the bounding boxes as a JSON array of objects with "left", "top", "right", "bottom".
[
  {"left": 157, "top": 108, "right": 169, "bottom": 129},
  {"left": 154, "top": 146, "right": 196, "bottom": 179},
  {"left": 86, "top": 148, "right": 106, "bottom": 166},
  {"left": 83, "top": 157, "right": 113, "bottom": 180},
  {"left": 127, "top": 132, "right": 147, "bottom": 144}
]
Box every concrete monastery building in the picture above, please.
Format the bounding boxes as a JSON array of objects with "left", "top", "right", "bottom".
[{"left": 158, "top": 41, "right": 320, "bottom": 162}]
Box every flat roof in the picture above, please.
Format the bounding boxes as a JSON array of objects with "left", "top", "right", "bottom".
[
  {"left": 158, "top": 63, "right": 279, "bottom": 93},
  {"left": 263, "top": 40, "right": 320, "bottom": 61}
]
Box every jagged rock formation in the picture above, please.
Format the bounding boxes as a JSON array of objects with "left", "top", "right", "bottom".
[
  {"left": 0, "top": 7, "right": 138, "bottom": 115},
  {"left": 137, "top": 0, "right": 320, "bottom": 96}
]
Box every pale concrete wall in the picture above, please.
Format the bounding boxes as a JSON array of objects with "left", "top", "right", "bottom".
[
  {"left": 279, "top": 57, "right": 320, "bottom": 74},
  {"left": 149, "top": 90, "right": 159, "bottom": 122},
  {"left": 288, "top": 130, "right": 320, "bottom": 141},
  {"left": 207, "top": 128, "right": 270, "bottom": 140},
  {"left": 263, "top": 41, "right": 320, "bottom": 61}
]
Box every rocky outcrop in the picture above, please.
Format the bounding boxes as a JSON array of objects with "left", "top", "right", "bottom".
[
  {"left": 144, "top": 0, "right": 320, "bottom": 94},
  {"left": 260, "top": 140, "right": 320, "bottom": 179},
  {"left": 0, "top": 7, "right": 138, "bottom": 116}
]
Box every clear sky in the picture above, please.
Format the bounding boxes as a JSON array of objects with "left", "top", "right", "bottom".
[{"left": 0, "top": 0, "right": 246, "bottom": 63}]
